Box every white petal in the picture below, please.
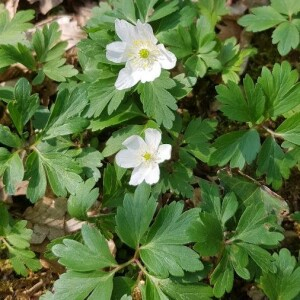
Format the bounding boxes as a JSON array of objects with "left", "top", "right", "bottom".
[
  {"left": 144, "top": 163, "right": 160, "bottom": 185},
  {"left": 115, "top": 66, "right": 141, "bottom": 90},
  {"left": 156, "top": 144, "right": 172, "bottom": 163},
  {"left": 157, "top": 44, "right": 177, "bottom": 70},
  {"left": 115, "top": 149, "right": 142, "bottom": 168},
  {"left": 129, "top": 163, "right": 151, "bottom": 185},
  {"left": 123, "top": 135, "right": 147, "bottom": 152},
  {"left": 136, "top": 20, "right": 157, "bottom": 44},
  {"left": 115, "top": 19, "right": 137, "bottom": 42},
  {"left": 106, "top": 41, "right": 127, "bottom": 63},
  {"left": 140, "top": 61, "right": 161, "bottom": 83},
  {"left": 144, "top": 128, "right": 161, "bottom": 151}
]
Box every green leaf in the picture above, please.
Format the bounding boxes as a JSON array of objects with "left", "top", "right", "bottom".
[
  {"left": 140, "top": 202, "right": 203, "bottom": 277},
  {"left": 111, "top": 277, "right": 135, "bottom": 300},
  {"left": 86, "top": 78, "right": 127, "bottom": 118},
  {"left": 218, "top": 170, "right": 289, "bottom": 217},
  {"left": 38, "top": 151, "right": 83, "bottom": 197},
  {"left": 189, "top": 212, "right": 223, "bottom": 256},
  {"left": 271, "top": 0, "right": 300, "bottom": 16},
  {"left": 116, "top": 184, "right": 157, "bottom": 249},
  {"left": 2, "top": 218, "right": 41, "bottom": 276},
  {"left": 237, "top": 242, "right": 276, "bottom": 273},
  {"left": 8, "top": 78, "right": 39, "bottom": 135},
  {"left": 2, "top": 151, "right": 24, "bottom": 195},
  {"left": 198, "top": 179, "right": 221, "bottom": 219},
  {"left": 272, "top": 21, "right": 299, "bottom": 55},
  {"left": 158, "top": 278, "right": 213, "bottom": 300},
  {"left": 216, "top": 75, "right": 265, "bottom": 123},
  {"left": 0, "top": 125, "right": 22, "bottom": 148},
  {"left": 75, "top": 147, "right": 103, "bottom": 181},
  {"left": 257, "top": 61, "right": 300, "bottom": 117},
  {"left": 149, "top": 0, "right": 179, "bottom": 22},
  {"left": 43, "top": 58, "right": 78, "bottom": 82},
  {"left": 52, "top": 224, "right": 117, "bottom": 271},
  {"left": 50, "top": 270, "right": 114, "bottom": 300},
  {"left": 197, "top": 0, "right": 228, "bottom": 26},
  {"left": 138, "top": 73, "right": 177, "bottom": 129},
  {"left": 25, "top": 151, "right": 47, "bottom": 203},
  {"left": 231, "top": 203, "right": 284, "bottom": 246},
  {"left": 135, "top": 0, "right": 159, "bottom": 22},
  {"left": 260, "top": 248, "right": 300, "bottom": 300},
  {"left": 0, "top": 43, "right": 35, "bottom": 69},
  {"left": 158, "top": 26, "right": 193, "bottom": 59},
  {"left": 170, "top": 74, "right": 197, "bottom": 100},
  {"left": 43, "top": 88, "right": 88, "bottom": 139},
  {"left": 89, "top": 102, "right": 143, "bottom": 131},
  {"left": 238, "top": 6, "right": 286, "bottom": 32},
  {"left": 0, "top": 8, "right": 34, "bottom": 45},
  {"left": 220, "top": 192, "right": 238, "bottom": 227},
  {"left": 276, "top": 112, "right": 300, "bottom": 145},
  {"left": 183, "top": 118, "right": 217, "bottom": 163},
  {"left": 154, "top": 161, "right": 194, "bottom": 198},
  {"left": 256, "top": 136, "right": 294, "bottom": 189},
  {"left": 209, "top": 129, "right": 261, "bottom": 169},
  {"left": 68, "top": 179, "right": 99, "bottom": 220},
  {"left": 210, "top": 248, "right": 234, "bottom": 298}
]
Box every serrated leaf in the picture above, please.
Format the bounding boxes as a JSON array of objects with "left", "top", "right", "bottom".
[
  {"left": 158, "top": 278, "right": 213, "bottom": 300},
  {"left": 260, "top": 248, "right": 300, "bottom": 300},
  {"left": 149, "top": 0, "right": 179, "bottom": 22},
  {"left": 0, "top": 125, "right": 22, "bottom": 148},
  {"left": 189, "top": 212, "right": 223, "bottom": 256},
  {"left": 210, "top": 248, "right": 234, "bottom": 298},
  {"left": 231, "top": 202, "right": 284, "bottom": 246},
  {"left": 52, "top": 224, "right": 116, "bottom": 271},
  {"left": 38, "top": 151, "right": 83, "bottom": 197},
  {"left": 221, "top": 192, "right": 238, "bottom": 227},
  {"left": 50, "top": 270, "right": 114, "bottom": 300},
  {"left": 2, "top": 151, "right": 24, "bottom": 195},
  {"left": 43, "top": 58, "right": 78, "bottom": 82},
  {"left": 209, "top": 129, "right": 261, "bottom": 169},
  {"left": 276, "top": 112, "right": 300, "bottom": 145},
  {"left": 257, "top": 61, "right": 300, "bottom": 117},
  {"left": 256, "top": 136, "right": 294, "bottom": 189},
  {"left": 75, "top": 147, "right": 103, "bottom": 181},
  {"left": 272, "top": 21, "right": 299, "bottom": 55},
  {"left": 140, "top": 202, "right": 203, "bottom": 277},
  {"left": 8, "top": 78, "right": 39, "bottom": 135},
  {"left": 271, "top": 0, "right": 300, "bottom": 16},
  {"left": 237, "top": 242, "right": 276, "bottom": 273},
  {"left": 0, "top": 8, "right": 34, "bottom": 45},
  {"left": 216, "top": 75, "right": 265, "bottom": 123},
  {"left": 89, "top": 102, "right": 143, "bottom": 131},
  {"left": 183, "top": 118, "right": 217, "bottom": 163},
  {"left": 68, "top": 179, "right": 99, "bottom": 220},
  {"left": 238, "top": 6, "right": 286, "bottom": 32},
  {"left": 158, "top": 26, "right": 193, "bottom": 59},
  {"left": 138, "top": 72, "right": 177, "bottom": 129},
  {"left": 25, "top": 151, "right": 47, "bottom": 203},
  {"left": 43, "top": 88, "right": 88, "bottom": 139},
  {"left": 154, "top": 162, "right": 194, "bottom": 198},
  {"left": 0, "top": 43, "right": 35, "bottom": 69},
  {"left": 86, "top": 78, "right": 127, "bottom": 118},
  {"left": 116, "top": 184, "right": 157, "bottom": 249},
  {"left": 218, "top": 170, "right": 289, "bottom": 217}
]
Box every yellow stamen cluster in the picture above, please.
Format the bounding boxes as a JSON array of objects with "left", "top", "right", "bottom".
[
  {"left": 143, "top": 152, "right": 152, "bottom": 161},
  {"left": 139, "top": 48, "right": 150, "bottom": 59}
]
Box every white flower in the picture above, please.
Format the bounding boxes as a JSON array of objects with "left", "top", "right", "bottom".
[
  {"left": 115, "top": 128, "right": 172, "bottom": 185},
  {"left": 106, "top": 19, "right": 177, "bottom": 90}
]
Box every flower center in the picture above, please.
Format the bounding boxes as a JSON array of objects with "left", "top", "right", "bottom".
[
  {"left": 143, "top": 152, "right": 152, "bottom": 161},
  {"left": 139, "top": 48, "right": 150, "bottom": 59}
]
